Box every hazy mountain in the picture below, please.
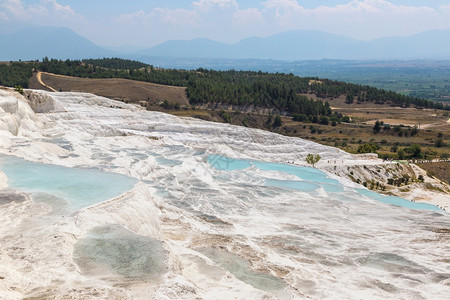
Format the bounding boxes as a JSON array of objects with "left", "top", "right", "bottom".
[
  {"left": 230, "top": 30, "right": 363, "bottom": 60},
  {"left": 366, "top": 29, "right": 450, "bottom": 59},
  {"left": 0, "top": 26, "right": 114, "bottom": 61},
  {"left": 103, "top": 45, "right": 147, "bottom": 54},
  {"left": 135, "top": 38, "right": 231, "bottom": 59},
  {"left": 135, "top": 30, "right": 363, "bottom": 60},
  {"left": 1, "top": 26, "right": 449, "bottom": 62},
  {"left": 136, "top": 29, "right": 450, "bottom": 61}
]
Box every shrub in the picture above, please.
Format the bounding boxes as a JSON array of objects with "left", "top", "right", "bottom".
[
  {"left": 373, "top": 120, "right": 382, "bottom": 133},
  {"left": 357, "top": 143, "right": 380, "bottom": 153},
  {"left": 435, "top": 138, "right": 445, "bottom": 148},
  {"left": 161, "top": 99, "right": 174, "bottom": 109},
  {"left": 292, "top": 114, "right": 308, "bottom": 122},
  {"left": 305, "top": 153, "right": 321, "bottom": 167},
  {"left": 319, "top": 116, "right": 329, "bottom": 125},
  {"left": 14, "top": 85, "right": 23, "bottom": 95},
  {"left": 218, "top": 110, "right": 232, "bottom": 123},
  {"left": 397, "top": 149, "right": 406, "bottom": 159},
  {"left": 273, "top": 115, "right": 282, "bottom": 128},
  {"left": 404, "top": 144, "right": 423, "bottom": 158}
]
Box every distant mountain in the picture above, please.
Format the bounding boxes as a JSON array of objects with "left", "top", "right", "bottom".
[
  {"left": 135, "top": 38, "right": 231, "bottom": 59},
  {"left": 366, "top": 29, "right": 450, "bottom": 59},
  {"left": 136, "top": 29, "right": 450, "bottom": 61},
  {"left": 230, "top": 30, "right": 363, "bottom": 60},
  {"left": 0, "top": 26, "right": 114, "bottom": 61},
  {"left": 1, "top": 26, "right": 449, "bottom": 62}
]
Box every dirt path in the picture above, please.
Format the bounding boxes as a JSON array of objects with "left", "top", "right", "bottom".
[{"left": 36, "top": 72, "right": 57, "bottom": 92}]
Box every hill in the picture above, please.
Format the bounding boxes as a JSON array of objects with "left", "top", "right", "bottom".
[
  {"left": 29, "top": 72, "right": 188, "bottom": 107},
  {"left": 135, "top": 38, "right": 231, "bottom": 59},
  {"left": 2, "top": 58, "right": 448, "bottom": 113},
  {"left": 2, "top": 26, "right": 450, "bottom": 62},
  {"left": 0, "top": 27, "right": 114, "bottom": 61},
  {"left": 137, "top": 29, "right": 450, "bottom": 60}
]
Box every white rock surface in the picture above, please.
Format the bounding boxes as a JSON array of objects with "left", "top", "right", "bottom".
[
  {"left": 0, "top": 89, "right": 449, "bottom": 300},
  {"left": 23, "top": 89, "right": 65, "bottom": 113}
]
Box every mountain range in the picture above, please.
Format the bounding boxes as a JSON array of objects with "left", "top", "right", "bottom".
[
  {"left": 1, "top": 26, "right": 450, "bottom": 62},
  {"left": 0, "top": 27, "right": 114, "bottom": 61}
]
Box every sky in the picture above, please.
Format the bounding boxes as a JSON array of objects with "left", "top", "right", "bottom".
[{"left": 1, "top": 0, "right": 450, "bottom": 48}]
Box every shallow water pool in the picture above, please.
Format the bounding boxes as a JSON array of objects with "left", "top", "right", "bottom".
[
  {"left": 74, "top": 224, "right": 167, "bottom": 280},
  {"left": 0, "top": 155, "right": 138, "bottom": 211},
  {"left": 207, "top": 155, "right": 441, "bottom": 212}
]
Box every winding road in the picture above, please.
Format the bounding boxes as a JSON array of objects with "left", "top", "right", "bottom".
[{"left": 36, "top": 71, "right": 57, "bottom": 92}]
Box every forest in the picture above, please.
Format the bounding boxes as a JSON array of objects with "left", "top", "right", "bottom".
[
  {"left": 0, "top": 58, "right": 448, "bottom": 114},
  {"left": 0, "top": 62, "right": 33, "bottom": 88}
]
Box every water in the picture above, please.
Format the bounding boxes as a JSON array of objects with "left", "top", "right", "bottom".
[
  {"left": 0, "top": 155, "right": 138, "bottom": 211},
  {"left": 207, "top": 154, "right": 441, "bottom": 212},
  {"left": 74, "top": 224, "right": 167, "bottom": 280},
  {"left": 356, "top": 188, "right": 441, "bottom": 211},
  {"left": 199, "top": 247, "right": 286, "bottom": 294}
]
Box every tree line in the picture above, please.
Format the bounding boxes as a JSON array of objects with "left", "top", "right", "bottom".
[
  {"left": 0, "top": 62, "right": 33, "bottom": 88},
  {"left": 0, "top": 58, "right": 448, "bottom": 114}
]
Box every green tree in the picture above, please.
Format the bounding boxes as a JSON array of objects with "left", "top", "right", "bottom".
[
  {"left": 435, "top": 138, "right": 445, "bottom": 147},
  {"left": 397, "top": 149, "right": 406, "bottom": 160},
  {"left": 373, "top": 120, "right": 382, "bottom": 134},
  {"left": 357, "top": 143, "right": 379, "bottom": 153},
  {"left": 14, "top": 85, "right": 23, "bottom": 95},
  {"left": 273, "top": 115, "right": 282, "bottom": 128},
  {"left": 345, "top": 93, "right": 354, "bottom": 104},
  {"left": 404, "top": 144, "right": 422, "bottom": 158},
  {"left": 319, "top": 116, "right": 329, "bottom": 125},
  {"left": 305, "top": 153, "right": 321, "bottom": 167}
]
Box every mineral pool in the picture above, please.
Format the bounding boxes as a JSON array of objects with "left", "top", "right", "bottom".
[
  {"left": 207, "top": 154, "right": 442, "bottom": 212},
  {"left": 0, "top": 155, "right": 138, "bottom": 211}
]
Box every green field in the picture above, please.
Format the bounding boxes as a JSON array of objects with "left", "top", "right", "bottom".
[{"left": 324, "top": 65, "right": 450, "bottom": 103}]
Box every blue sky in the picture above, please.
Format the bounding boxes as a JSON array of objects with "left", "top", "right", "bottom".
[{"left": 1, "top": 0, "right": 450, "bottom": 47}]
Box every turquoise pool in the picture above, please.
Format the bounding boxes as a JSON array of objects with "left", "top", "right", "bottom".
[
  {"left": 0, "top": 155, "right": 138, "bottom": 211},
  {"left": 207, "top": 155, "right": 441, "bottom": 212}
]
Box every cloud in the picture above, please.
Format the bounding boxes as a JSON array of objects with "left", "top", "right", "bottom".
[
  {"left": 262, "top": 0, "right": 302, "bottom": 12},
  {"left": 0, "top": 0, "right": 84, "bottom": 25},
  {"left": 115, "top": 0, "right": 450, "bottom": 45},
  {"left": 439, "top": 4, "right": 450, "bottom": 13},
  {"left": 233, "top": 8, "right": 263, "bottom": 26},
  {"left": 259, "top": 0, "right": 446, "bottom": 39},
  {"left": 43, "top": 0, "right": 76, "bottom": 14},
  {"left": 119, "top": 8, "right": 197, "bottom": 27},
  {"left": 9, "top": 0, "right": 448, "bottom": 47},
  {"left": 193, "top": 0, "right": 238, "bottom": 11},
  {"left": 117, "top": 0, "right": 249, "bottom": 44},
  {"left": 311, "top": 0, "right": 434, "bottom": 15}
]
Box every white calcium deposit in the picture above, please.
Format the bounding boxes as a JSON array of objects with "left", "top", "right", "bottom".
[{"left": 0, "top": 88, "right": 449, "bottom": 299}]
